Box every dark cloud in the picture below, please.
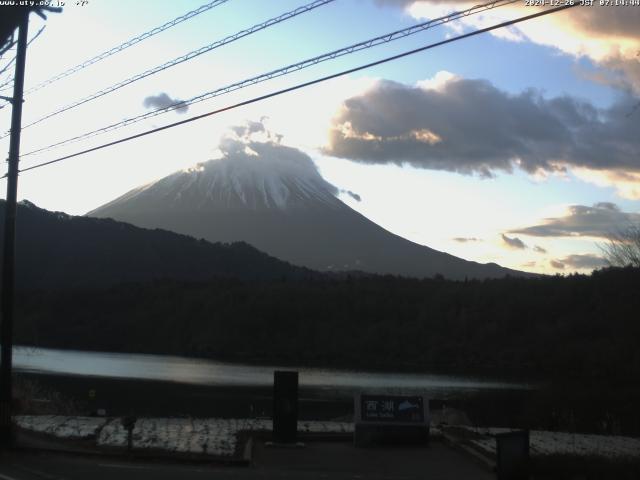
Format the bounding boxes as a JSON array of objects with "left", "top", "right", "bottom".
[
  {"left": 555, "top": 254, "right": 608, "bottom": 270},
  {"left": 501, "top": 234, "right": 526, "bottom": 250},
  {"left": 533, "top": 245, "right": 547, "bottom": 254},
  {"left": 599, "top": 55, "right": 640, "bottom": 96},
  {"left": 342, "top": 190, "right": 361, "bottom": 202},
  {"left": 143, "top": 92, "right": 188, "bottom": 114},
  {"left": 550, "top": 259, "right": 565, "bottom": 270},
  {"left": 324, "top": 77, "right": 640, "bottom": 177},
  {"left": 231, "top": 119, "right": 266, "bottom": 138},
  {"left": 579, "top": 56, "right": 640, "bottom": 95},
  {"left": 561, "top": 5, "right": 640, "bottom": 42},
  {"left": 510, "top": 202, "right": 640, "bottom": 239},
  {"left": 452, "top": 237, "right": 480, "bottom": 243}
]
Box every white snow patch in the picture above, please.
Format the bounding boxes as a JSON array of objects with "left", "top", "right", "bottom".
[
  {"left": 127, "top": 141, "right": 341, "bottom": 212},
  {"left": 458, "top": 426, "right": 640, "bottom": 460},
  {"left": 15, "top": 415, "right": 107, "bottom": 440},
  {"left": 17, "top": 416, "right": 352, "bottom": 458}
]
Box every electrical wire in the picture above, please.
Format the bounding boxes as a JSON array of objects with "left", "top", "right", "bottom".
[
  {"left": 22, "top": 0, "right": 232, "bottom": 95},
  {"left": 6, "top": 3, "right": 578, "bottom": 178},
  {"left": 19, "top": 0, "right": 519, "bottom": 159},
  {"left": 0, "top": 26, "right": 46, "bottom": 94},
  {"left": 0, "top": 0, "right": 336, "bottom": 139}
]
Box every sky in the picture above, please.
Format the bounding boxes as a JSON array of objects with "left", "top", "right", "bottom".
[{"left": 0, "top": 0, "right": 638, "bottom": 275}]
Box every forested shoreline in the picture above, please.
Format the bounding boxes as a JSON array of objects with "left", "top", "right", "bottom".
[{"left": 14, "top": 266, "right": 640, "bottom": 382}]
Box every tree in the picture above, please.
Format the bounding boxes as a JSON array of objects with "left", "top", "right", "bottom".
[{"left": 599, "top": 225, "right": 640, "bottom": 267}]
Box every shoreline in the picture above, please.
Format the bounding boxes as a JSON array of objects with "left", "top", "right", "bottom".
[
  {"left": 12, "top": 344, "right": 541, "bottom": 385},
  {"left": 14, "top": 371, "right": 352, "bottom": 420}
]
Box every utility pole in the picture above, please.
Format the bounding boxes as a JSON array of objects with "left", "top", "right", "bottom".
[{"left": 0, "top": 9, "right": 29, "bottom": 448}]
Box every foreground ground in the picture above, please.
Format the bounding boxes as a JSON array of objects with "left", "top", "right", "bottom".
[
  {"left": 8, "top": 415, "right": 640, "bottom": 479},
  {"left": 0, "top": 440, "right": 494, "bottom": 480}
]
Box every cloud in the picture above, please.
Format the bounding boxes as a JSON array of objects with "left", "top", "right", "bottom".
[
  {"left": 373, "top": 0, "right": 413, "bottom": 6},
  {"left": 224, "top": 118, "right": 287, "bottom": 148},
  {"left": 212, "top": 120, "right": 342, "bottom": 199},
  {"left": 324, "top": 75, "right": 640, "bottom": 186},
  {"left": 533, "top": 245, "right": 547, "bottom": 254},
  {"left": 383, "top": 1, "right": 640, "bottom": 94},
  {"left": 510, "top": 202, "right": 640, "bottom": 239},
  {"left": 501, "top": 234, "right": 526, "bottom": 250},
  {"left": 231, "top": 118, "right": 267, "bottom": 138},
  {"left": 453, "top": 237, "right": 480, "bottom": 243},
  {"left": 549, "top": 253, "right": 608, "bottom": 271},
  {"left": 143, "top": 92, "right": 189, "bottom": 114},
  {"left": 555, "top": 253, "right": 608, "bottom": 270},
  {"left": 342, "top": 190, "right": 362, "bottom": 202},
  {"left": 572, "top": 168, "right": 640, "bottom": 200}
]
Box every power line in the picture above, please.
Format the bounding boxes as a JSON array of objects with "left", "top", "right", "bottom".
[
  {"left": 0, "top": 37, "right": 15, "bottom": 58},
  {"left": 0, "top": 52, "right": 17, "bottom": 79},
  {"left": 0, "top": 26, "right": 46, "bottom": 95},
  {"left": 0, "top": 0, "right": 336, "bottom": 139},
  {"left": 7, "top": 3, "right": 578, "bottom": 178},
  {"left": 22, "top": 0, "right": 231, "bottom": 95},
  {"left": 19, "top": 0, "right": 519, "bottom": 159}
]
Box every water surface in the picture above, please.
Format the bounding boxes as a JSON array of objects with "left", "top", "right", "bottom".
[{"left": 14, "top": 346, "right": 529, "bottom": 397}]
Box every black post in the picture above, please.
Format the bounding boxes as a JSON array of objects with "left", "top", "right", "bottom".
[
  {"left": 0, "top": 10, "right": 29, "bottom": 447},
  {"left": 496, "top": 430, "right": 530, "bottom": 480},
  {"left": 273, "top": 371, "right": 298, "bottom": 444}
]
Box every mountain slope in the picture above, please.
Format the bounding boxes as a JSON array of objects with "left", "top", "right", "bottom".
[
  {"left": 89, "top": 140, "right": 524, "bottom": 280},
  {"left": 0, "top": 200, "right": 311, "bottom": 290}
]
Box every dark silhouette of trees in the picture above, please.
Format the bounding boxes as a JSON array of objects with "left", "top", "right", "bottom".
[
  {"left": 14, "top": 267, "right": 640, "bottom": 382},
  {"left": 600, "top": 224, "right": 640, "bottom": 267}
]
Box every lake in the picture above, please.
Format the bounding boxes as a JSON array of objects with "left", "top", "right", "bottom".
[
  {"left": 14, "top": 348, "right": 634, "bottom": 434},
  {"left": 13, "top": 346, "right": 529, "bottom": 399}
]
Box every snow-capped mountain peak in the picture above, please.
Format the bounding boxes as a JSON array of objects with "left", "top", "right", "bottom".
[
  {"left": 101, "top": 140, "right": 340, "bottom": 213},
  {"left": 89, "top": 136, "right": 522, "bottom": 280}
]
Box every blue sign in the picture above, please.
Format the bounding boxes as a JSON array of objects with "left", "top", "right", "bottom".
[{"left": 360, "top": 395, "right": 424, "bottom": 423}]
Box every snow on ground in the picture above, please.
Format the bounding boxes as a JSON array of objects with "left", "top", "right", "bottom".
[
  {"left": 15, "top": 415, "right": 107, "bottom": 440},
  {"left": 457, "top": 426, "right": 640, "bottom": 460},
  {"left": 16, "top": 416, "right": 637, "bottom": 460},
  {"left": 16, "top": 416, "right": 353, "bottom": 457},
  {"left": 97, "top": 418, "right": 270, "bottom": 456}
]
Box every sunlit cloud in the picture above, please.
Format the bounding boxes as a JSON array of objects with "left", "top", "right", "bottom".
[
  {"left": 572, "top": 168, "right": 640, "bottom": 200},
  {"left": 376, "top": 0, "right": 640, "bottom": 94},
  {"left": 324, "top": 74, "right": 640, "bottom": 188},
  {"left": 554, "top": 253, "right": 608, "bottom": 270},
  {"left": 509, "top": 202, "right": 640, "bottom": 239}
]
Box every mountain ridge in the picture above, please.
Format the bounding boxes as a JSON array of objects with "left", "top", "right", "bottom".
[
  {"left": 0, "top": 199, "right": 314, "bottom": 290},
  {"left": 89, "top": 140, "right": 528, "bottom": 280}
]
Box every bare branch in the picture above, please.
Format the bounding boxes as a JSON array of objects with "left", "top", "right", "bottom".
[{"left": 598, "top": 224, "right": 640, "bottom": 267}]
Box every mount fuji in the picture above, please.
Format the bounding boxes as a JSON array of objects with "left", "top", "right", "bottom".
[{"left": 89, "top": 138, "right": 522, "bottom": 280}]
